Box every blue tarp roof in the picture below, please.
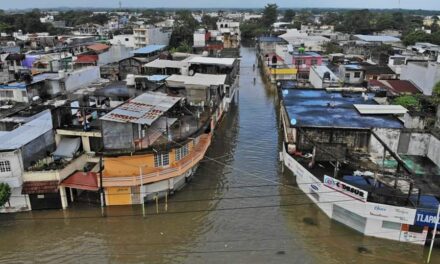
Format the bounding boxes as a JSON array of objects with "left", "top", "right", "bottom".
[
  {"left": 342, "top": 176, "right": 371, "bottom": 187},
  {"left": 411, "top": 195, "right": 439, "bottom": 210},
  {"left": 148, "top": 75, "right": 169, "bottom": 82},
  {"left": 282, "top": 89, "right": 403, "bottom": 129},
  {"left": 134, "top": 45, "right": 166, "bottom": 54}
]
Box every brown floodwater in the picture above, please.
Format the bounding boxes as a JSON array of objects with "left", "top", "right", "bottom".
[{"left": 0, "top": 46, "right": 439, "bottom": 264}]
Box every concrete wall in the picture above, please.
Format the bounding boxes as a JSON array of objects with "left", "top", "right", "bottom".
[
  {"left": 0, "top": 150, "right": 24, "bottom": 188},
  {"left": 427, "top": 135, "right": 440, "bottom": 167},
  {"left": 401, "top": 62, "right": 440, "bottom": 95},
  {"left": 64, "top": 66, "right": 100, "bottom": 92},
  {"left": 369, "top": 128, "right": 401, "bottom": 159},
  {"left": 193, "top": 33, "right": 206, "bottom": 47},
  {"left": 309, "top": 67, "right": 323, "bottom": 88},
  {"left": 397, "top": 132, "right": 440, "bottom": 167},
  {"left": 98, "top": 45, "right": 133, "bottom": 66},
  {"left": 110, "top": 35, "right": 135, "bottom": 48}
]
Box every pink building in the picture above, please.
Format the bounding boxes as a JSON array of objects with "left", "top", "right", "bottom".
[{"left": 292, "top": 52, "right": 323, "bottom": 79}]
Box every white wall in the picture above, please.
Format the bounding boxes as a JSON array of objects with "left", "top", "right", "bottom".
[
  {"left": 64, "top": 67, "right": 100, "bottom": 92},
  {"left": 401, "top": 62, "right": 440, "bottom": 95},
  {"left": 98, "top": 45, "right": 133, "bottom": 66},
  {"left": 369, "top": 128, "right": 401, "bottom": 159},
  {"left": 309, "top": 67, "right": 323, "bottom": 88},
  {"left": 427, "top": 135, "right": 440, "bottom": 167},
  {"left": 0, "top": 150, "right": 24, "bottom": 188},
  {"left": 193, "top": 33, "right": 206, "bottom": 47},
  {"left": 110, "top": 35, "right": 135, "bottom": 48}
]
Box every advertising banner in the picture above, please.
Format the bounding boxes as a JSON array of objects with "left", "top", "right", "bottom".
[
  {"left": 366, "top": 202, "right": 416, "bottom": 224},
  {"left": 323, "top": 175, "right": 368, "bottom": 202}
]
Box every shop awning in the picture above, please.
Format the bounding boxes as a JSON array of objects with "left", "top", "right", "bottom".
[
  {"left": 53, "top": 137, "right": 81, "bottom": 159},
  {"left": 61, "top": 171, "right": 99, "bottom": 191},
  {"left": 22, "top": 181, "right": 59, "bottom": 194}
]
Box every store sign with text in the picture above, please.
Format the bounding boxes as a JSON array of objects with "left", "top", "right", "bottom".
[
  {"left": 366, "top": 202, "right": 416, "bottom": 225},
  {"left": 323, "top": 175, "right": 368, "bottom": 202},
  {"left": 414, "top": 210, "right": 439, "bottom": 228}
]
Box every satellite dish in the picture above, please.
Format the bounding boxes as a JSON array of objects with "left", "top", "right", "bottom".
[
  {"left": 189, "top": 69, "right": 195, "bottom": 76},
  {"left": 282, "top": 90, "right": 289, "bottom": 96}
]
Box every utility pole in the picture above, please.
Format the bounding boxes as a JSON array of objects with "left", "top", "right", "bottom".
[{"left": 427, "top": 204, "right": 440, "bottom": 263}]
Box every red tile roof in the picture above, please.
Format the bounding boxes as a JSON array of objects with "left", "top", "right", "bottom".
[
  {"left": 22, "top": 181, "right": 59, "bottom": 194},
  {"left": 87, "top": 43, "right": 110, "bottom": 52},
  {"left": 76, "top": 54, "right": 98, "bottom": 64},
  {"left": 61, "top": 171, "right": 99, "bottom": 191}
]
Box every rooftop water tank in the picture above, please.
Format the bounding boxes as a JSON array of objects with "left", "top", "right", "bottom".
[{"left": 126, "top": 74, "right": 135, "bottom": 86}]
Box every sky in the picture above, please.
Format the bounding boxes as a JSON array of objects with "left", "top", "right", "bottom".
[{"left": 2, "top": 0, "right": 440, "bottom": 10}]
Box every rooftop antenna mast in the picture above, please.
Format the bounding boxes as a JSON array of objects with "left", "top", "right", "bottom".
[{"left": 119, "top": 0, "right": 122, "bottom": 10}]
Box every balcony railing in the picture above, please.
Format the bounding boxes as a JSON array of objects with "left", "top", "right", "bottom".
[{"left": 102, "top": 133, "right": 212, "bottom": 187}]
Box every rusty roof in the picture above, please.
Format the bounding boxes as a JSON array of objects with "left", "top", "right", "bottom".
[
  {"left": 369, "top": 80, "right": 421, "bottom": 95},
  {"left": 22, "top": 181, "right": 59, "bottom": 194},
  {"left": 87, "top": 43, "right": 110, "bottom": 52},
  {"left": 100, "top": 92, "right": 182, "bottom": 126}
]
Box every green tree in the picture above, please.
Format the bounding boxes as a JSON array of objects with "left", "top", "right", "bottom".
[
  {"left": 169, "top": 10, "right": 199, "bottom": 48},
  {"left": 261, "top": 3, "right": 278, "bottom": 27},
  {"left": 393, "top": 95, "right": 420, "bottom": 110},
  {"left": 402, "top": 30, "right": 432, "bottom": 45},
  {"left": 322, "top": 42, "right": 343, "bottom": 54},
  {"left": 0, "top": 183, "right": 11, "bottom": 207},
  {"left": 201, "top": 15, "right": 218, "bottom": 30},
  {"left": 283, "top": 9, "right": 295, "bottom": 23}
]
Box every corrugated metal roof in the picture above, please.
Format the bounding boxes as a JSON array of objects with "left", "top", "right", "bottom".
[
  {"left": 134, "top": 45, "right": 166, "bottom": 54},
  {"left": 354, "top": 35, "right": 401, "bottom": 42},
  {"left": 144, "top": 59, "right": 187, "bottom": 69},
  {"left": 166, "top": 73, "right": 227, "bottom": 88},
  {"left": 0, "top": 110, "right": 53, "bottom": 150},
  {"left": 100, "top": 92, "right": 181, "bottom": 126},
  {"left": 354, "top": 104, "right": 408, "bottom": 115},
  {"left": 188, "top": 57, "right": 235, "bottom": 67}
]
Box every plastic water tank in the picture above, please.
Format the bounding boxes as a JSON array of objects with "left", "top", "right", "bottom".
[
  {"left": 126, "top": 74, "right": 135, "bottom": 86},
  {"left": 58, "top": 70, "right": 66, "bottom": 79},
  {"left": 202, "top": 51, "right": 209, "bottom": 57}
]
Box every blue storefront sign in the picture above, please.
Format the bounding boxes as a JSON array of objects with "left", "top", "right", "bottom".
[{"left": 415, "top": 210, "right": 439, "bottom": 228}]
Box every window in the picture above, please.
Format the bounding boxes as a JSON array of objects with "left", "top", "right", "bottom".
[
  {"left": 311, "top": 59, "right": 318, "bottom": 65},
  {"left": 0, "top": 160, "right": 11, "bottom": 172},
  {"left": 0, "top": 90, "right": 13, "bottom": 98},
  {"left": 354, "top": 72, "right": 361, "bottom": 78},
  {"left": 345, "top": 73, "right": 350, "bottom": 80},
  {"left": 382, "top": 221, "right": 401, "bottom": 230},
  {"left": 154, "top": 153, "right": 169, "bottom": 167},
  {"left": 296, "top": 59, "right": 304, "bottom": 65},
  {"left": 175, "top": 144, "right": 189, "bottom": 161}
]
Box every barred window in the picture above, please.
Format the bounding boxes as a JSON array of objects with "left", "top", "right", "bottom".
[
  {"left": 154, "top": 153, "right": 169, "bottom": 167},
  {"left": 175, "top": 144, "right": 189, "bottom": 161},
  {"left": 0, "top": 160, "right": 11, "bottom": 172}
]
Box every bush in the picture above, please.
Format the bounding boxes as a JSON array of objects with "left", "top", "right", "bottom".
[
  {"left": 392, "top": 95, "right": 420, "bottom": 110},
  {"left": 0, "top": 182, "right": 11, "bottom": 207}
]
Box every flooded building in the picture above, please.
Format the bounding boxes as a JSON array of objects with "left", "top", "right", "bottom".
[{"left": 279, "top": 87, "right": 440, "bottom": 245}]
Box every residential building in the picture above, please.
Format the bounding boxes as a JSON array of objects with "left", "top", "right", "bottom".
[
  {"left": 133, "top": 26, "right": 171, "bottom": 49},
  {"left": 110, "top": 34, "right": 136, "bottom": 48},
  {"left": 309, "top": 65, "right": 340, "bottom": 88}
]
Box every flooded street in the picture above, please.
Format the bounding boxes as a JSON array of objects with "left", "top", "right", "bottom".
[{"left": 0, "top": 46, "right": 439, "bottom": 264}]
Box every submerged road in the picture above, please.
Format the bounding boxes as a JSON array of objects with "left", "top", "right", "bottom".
[{"left": 0, "top": 46, "right": 439, "bottom": 263}]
